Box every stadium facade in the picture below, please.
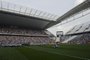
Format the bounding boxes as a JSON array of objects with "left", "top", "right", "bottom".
[
  {"left": 0, "top": 0, "right": 90, "bottom": 46},
  {"left": 62, "top": 22, "right": 90, "bottom": 44},
  {"left": 0, "top": 1, "right": 57, "bottom": 46},
  {"left": 60, "top": 0, "right": 90, "bottom": 44}
]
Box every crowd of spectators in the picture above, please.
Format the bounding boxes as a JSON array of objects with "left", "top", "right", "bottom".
[
  {"left": 0, "top": 25, "right": 46, "bottom": 36},
  {"left": 0, "top": 25, "right": 51, "bottom": 46},
  {"left": 68, "top": 34, "right": 90, "bottom": 44},
  {"left": 0, "top": 36, "right": 51, "bottom": 46}
]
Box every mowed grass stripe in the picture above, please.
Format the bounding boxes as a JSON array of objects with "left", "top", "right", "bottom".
[
  {"left": 0, "top": 44, "right": 90, "bottom": 60},
  {"left": 28, "top": 46, "right": 90, "bottom": 60},
  {"left": 16, "top": 47, "right": 82, "bottom": 60},
  {"left": 0, "top": 47, "right": 28, "bottom": 60}
]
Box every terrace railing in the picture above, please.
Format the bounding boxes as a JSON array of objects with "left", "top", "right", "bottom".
[{"left": 0, "top": 1, "right": 59, "bottom": 21}]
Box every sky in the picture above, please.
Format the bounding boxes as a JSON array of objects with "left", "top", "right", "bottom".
[
  {"left": 2, "top": 0, "right": 89, "bottom": 36},
  {"left": 2, "top": 0, "right": 75, "bottom": 15}
]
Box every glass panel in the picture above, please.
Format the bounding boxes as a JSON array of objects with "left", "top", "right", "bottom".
[
  {"left": 53, "top": 15, "right": 57, "bottom": 20},
  {"left": 83, "top": 8, "right": 90, "bottom": 15},
  {"left": 0, "top": 1, "right": 2, "bottom": 9},
  {"left": 8, "top": 4, "right": 15, "bottom": 12},
  {"left": 14, "top": 5, "right": 21, "bottom": 13},
  {"left": 74, "top": 12, "right": 82, "bottom": 19},
  {"left": 54, "top": 15, "right": 59, "bottom": 21},
  {"left": 47, "top": 14, "right": 51, "bottom": 19},
  {"left": 35, "top": 10, "right": 41, "bottom": 16},
  {"left": 51, "top": 15, "right": 55, "bottom": 20},
  {"left": 38, "top": 11, "right": 44, "bottom": 17},
  {"left": 1, "top": 1, "right": 59, "bottom": 21},
  {"left": 2, "top": 1, "right": 8, "bottom": 9},
  {"left": 45, "top": 13, "right": 50, "bottom": 19},
  {"left": 20, "top": 7, "right": 26, "bottom": 14},
  {"left": 30, "top": 9, "right": 36, "bottom": 16},
  {"left": 25, "top": 8, "right": 31, "bottom": 15}
]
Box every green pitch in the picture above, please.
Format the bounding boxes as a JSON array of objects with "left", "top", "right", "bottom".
[{"left": 0, "top": 44, "right": 90, "bottom": 60}]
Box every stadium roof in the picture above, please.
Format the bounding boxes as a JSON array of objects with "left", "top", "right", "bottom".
[
  {"left": 46, "top": 0, "right": 90, "bottom": 28},
  {"left": 66, "top": 21, "right": 90, "bottom": 35},
  {"left": 0, "top": 1, "right": 59, "bottom": 30},
  {"left": 0, "top": 0, "right": 90, "bottom": 30}
]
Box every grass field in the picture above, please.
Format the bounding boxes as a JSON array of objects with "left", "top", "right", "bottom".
[{"left": 0, "top": 44, "right": 90, "bottom": 60}]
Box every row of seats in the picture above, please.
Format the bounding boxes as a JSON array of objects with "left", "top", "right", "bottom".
[
  {"left": 66, "top": 23, "right": 90, "bottom": 35},
  {"left": 68, "top": 34, "right": 90, "bottom": 44},
  {"left": 0, "top": 25, "right": 46, "bottom": 35},
  {"left": 0, "top": 25, "right": 52, "bottom": 46},
  {"left": 62, "top": 22, "right": 90, "bottom": 44},
  {"left": 0, "top": 36, "right": 51, "bottom": 46}
]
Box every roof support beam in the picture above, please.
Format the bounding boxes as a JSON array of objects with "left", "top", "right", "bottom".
[{"left": 46, "top": 0, "right": 90, "bottom": 29}]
